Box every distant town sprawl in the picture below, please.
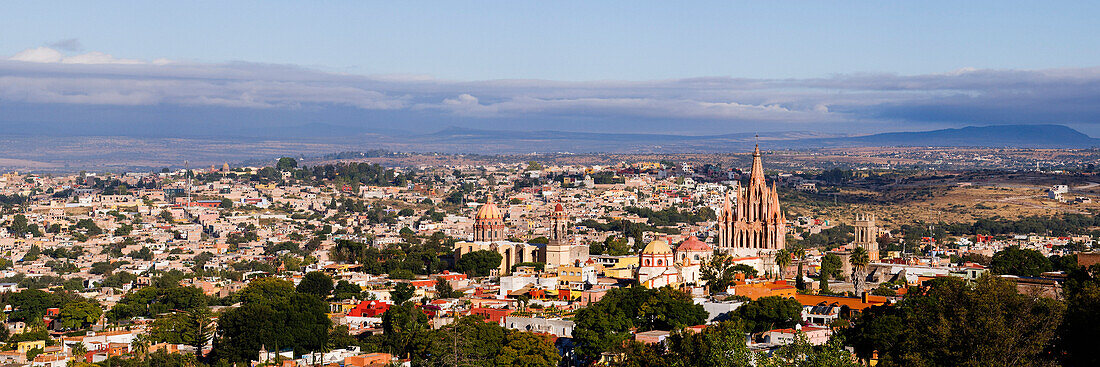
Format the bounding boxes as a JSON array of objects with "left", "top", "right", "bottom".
[{"left": 0, "top": 149, "right": 1097, "bottom": 367}]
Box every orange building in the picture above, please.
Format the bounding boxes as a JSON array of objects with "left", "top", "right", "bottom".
[
  {"left": 793, "top": 293, "right": 889, "bottom": 320},
  {"left": 470, "top": 307, "right": 513, "bottom": 323},
  {"left": 731, "top": 280, "right": 796, "bottom": 300},
  {"left": 344, "top": 353, "right": 396, "bottom": 367}
]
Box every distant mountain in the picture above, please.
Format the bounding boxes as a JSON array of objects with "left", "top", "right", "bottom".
[
  {"left": 409, "top": 124, "right": 1098, "bottom": 153},
  {"left": 412, "top": 127, "right": 841, "bottom": 153},
  {"left": 813, "top": 124, "right": 1099, "bottom": 148},
  {"left": 0, "top": 123, "right": 1092, "bottom": 171}
]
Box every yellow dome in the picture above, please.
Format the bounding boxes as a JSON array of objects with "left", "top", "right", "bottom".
[
  {"left": 642, "top": 239, "right": 672, "bottom": 255},
  {"left": 475, "top": 201, "right": 503, "bottom": 220}
]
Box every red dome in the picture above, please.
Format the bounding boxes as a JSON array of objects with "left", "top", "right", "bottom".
[{"left": 677, "top": 236, "right": 711, "bottom": 252}]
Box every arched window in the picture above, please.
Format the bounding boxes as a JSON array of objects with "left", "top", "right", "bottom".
[{"left": 644, "top": 259, "right": 651, "bottom": 266}]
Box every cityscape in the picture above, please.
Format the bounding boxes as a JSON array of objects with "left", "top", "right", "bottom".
[{"left": 1, "top": 2, "right": 1100, "bottom": 367}]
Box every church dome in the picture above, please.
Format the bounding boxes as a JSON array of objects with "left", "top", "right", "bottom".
[
  {"left": 642, "top": 239, "right": 673, "bottom": 255},
  {"left": 475, "top": 201, "right": 503, "bottom": 220},
  {"left": 676, "top": 236, "right": 711, "bottom": 252}
]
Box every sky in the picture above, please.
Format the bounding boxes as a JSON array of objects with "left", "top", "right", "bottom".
[{"left": 3, "top": 1, "right": 1100, "bottom": 137}]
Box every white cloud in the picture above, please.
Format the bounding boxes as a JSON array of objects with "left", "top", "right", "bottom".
[
  {"left": 5, "top": 46, "right": 1100, "bottom": 133},
  {"left": 10, "top": 47, "right": 64, "bottom": 63},
  {"left": 62, "top": 51, "right": 143, "bottom": 65},
  {"left": 9, "top": 47, "right": 148, "bottom": 65}
]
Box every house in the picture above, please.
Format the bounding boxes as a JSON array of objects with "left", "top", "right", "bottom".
[
  {"left": 763, "top": 326, "right": 832, "bottom": 346},
  {"left": 635, "top": 330, "right": 671, "bottom": 344},
  {"left": 344, "top": 352, "right": 406, "bottom": 367},
  {"left": 31, "top": 354, "right": 68, "bottom": 367},
  {"left": 501, "top": 316, "right": 574, "bottom": 338},
  {"left": 793, "top": 293, "right": 887, "bottom": 322},
  {"left": 347, "top": 301, "right": 390, "bottom": 318},
  {"left": 16, "top": 340, "right": 46, "bottom": 355},
  {"left": 470, "top": 307, "right": 513, "bottom": 323}
]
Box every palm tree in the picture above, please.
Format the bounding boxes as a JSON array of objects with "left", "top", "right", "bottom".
[
  {"left": 132, "top": 334, "right": 150, "bottom": 360},
  {"left": 775, "top": 249, "right": 791, "bottom": 280},
  {"left": 850, "top": 246, "right": 870, "bottom": 297},
  {"left": 71, "top": 342, "right": 88, "bottom": 359}
]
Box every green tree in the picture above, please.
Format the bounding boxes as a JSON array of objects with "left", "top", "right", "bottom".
[
  {"left": 9, "top": 289, "right": 71, "bottom": 321},
  {"left": 108, "top": 285, "right": 208, "bottom": 320},
  {"left": 296, "top": 271, "right": 334, "bottom": 298},
  {"left": 819, "top": 253, "right": 843, "bottom": 292},
  {"left": 113, "top": 223, "right": 133, "bottom": 236},
  {"left": 7, "top": 214, "right": 29, "bottom": 236},
  {"left": 794, "top": 261, "right": 806, "bottom": 290},
  {"left": 212, "top": 278, "right": 331, "bottom": 362},
  {"left": 439, "top": 316, "right": 505, "bottom": 366},
  {"left": 71, "top": 341, "right": 88, "bottom": 357},
  {"left": 495, "top": 331, "right": 561, "bottom": 367},
  {"left": 391, "top": 282, "right": 416, "bottom": 305},
  {"left": 1061, "top": 282, "right": 1100, "bottom": 366},
  {"left": 845, "top": 276, "right": 1063, "bottom": 366},
  {"left": 991, "top": 246, "right": 1052, "bottom": 277},
  {"left": 850, "top": 246, "right": 870, "bottom": 296},
  {"left": 775, "top": 249, "right": 791, "bottom": 280},
  {"left": 435, "top": 278, "right": 461, "bottom": 299},
  {"left": 149, "top": 307, "right": 212, "bottom": 352},
  {"left": 220, "top": 198, "right": 234, "bottom": 209},
  {"left": 574, "top": 286, "right": 707, "bottom": 360},
  {"left": 759, "top": 332, "right": 859, "bottom": 367},
  {"left": 22, "top": 244, "right": 40, "bottom": 261},
  {"left": 456, "top": 250, "right": 503, "bottom": 277},
  {"left": 332, "top": 280, "right": 362, "bottom": 300},
  {"left": 380, "top": 303, "right": 433, "bottom": 359},
  {"left": 57, "top": 300, "right": 102, "bottom": 330},
  {"left": 700, "top": 252, "right": 738, "bottom": 294},
  {"left": 733, "top": 296, "right": 802, "bottom": 334},
  {"left": 25, "top": 347, "right": 43, "bottom": 361},
  {"left": 276, "top": 157, "right": 298, "bottom": 171}
]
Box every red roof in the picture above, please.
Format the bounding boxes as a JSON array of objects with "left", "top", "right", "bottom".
[
  {"left": 409, "top": 280, "right": 435, "bottom": 288},
  {"left": 348, "top": 300, "right": 390, "bottom": 317},
  {"left": 676, "top": 236, "right": 711, "bottom": 252},
  {"left": 554, "top": 203, "right": 563, "bottom": 212}
]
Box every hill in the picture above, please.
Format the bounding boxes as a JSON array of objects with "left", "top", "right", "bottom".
[{"left": 815, "top": 124, "right": 1099, "bottom": 148}]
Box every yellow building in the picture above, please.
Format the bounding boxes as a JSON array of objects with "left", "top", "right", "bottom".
[
  {"left": 16, "top": 340, "right": 45, "bottom": 355},
  {"left": 593, "top": 255, "right": 638, "bottom": 279},
  {"left": 556, "top": 265, "right": 596, "bottom": 288}
]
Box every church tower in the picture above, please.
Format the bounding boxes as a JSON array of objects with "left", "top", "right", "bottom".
[
  {"left": 853, "top": 213, "right": 878, "bottom": 261},
  {"left": 546, "top": 202, "right": 571, "bottom": 268},
  {"left": 717, "top": 145, "right": 786, "bottom": 257}
]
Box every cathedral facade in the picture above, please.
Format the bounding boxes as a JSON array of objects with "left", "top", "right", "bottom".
[
  {"left": 455, "top": 199, "right": 585, "bottom": 275},
  {"left": 717, "top": 145, "right": 787, "bottom": 259}
]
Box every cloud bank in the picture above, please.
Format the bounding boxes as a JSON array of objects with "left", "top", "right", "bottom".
[{"left": 3, "top": 46, "right": 1100, "bottom": 136}]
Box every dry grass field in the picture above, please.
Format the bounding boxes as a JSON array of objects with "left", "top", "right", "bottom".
[{"left": 783, "top": 179, "right": 1100, "bottom": 232}]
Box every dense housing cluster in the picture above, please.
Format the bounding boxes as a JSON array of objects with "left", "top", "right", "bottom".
[{"left": 0, "top": 149, "right": 1095, "bottom": 367}]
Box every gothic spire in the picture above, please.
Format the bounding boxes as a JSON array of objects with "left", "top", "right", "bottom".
[{"left": 749, "top": 144, "right": 765, "bottom": 189}]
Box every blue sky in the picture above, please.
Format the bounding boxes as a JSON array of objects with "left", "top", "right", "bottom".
[
  {"left": 2, "top": 1, "right": 1100, "bottom": 137},
  {"left": 5, "top": 1, "right": 1099, "bottom": 80}
]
